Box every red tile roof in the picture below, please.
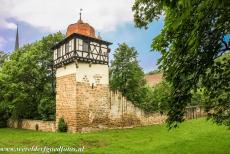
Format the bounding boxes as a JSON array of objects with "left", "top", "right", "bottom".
[{"left": 145, "top": 73, "right": 163, "bottom": 86}]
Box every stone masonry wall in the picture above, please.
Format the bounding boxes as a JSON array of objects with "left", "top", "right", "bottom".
[
  {"left": 7, "top": 119, "right": 55, "bottom": 132},
  {"left": 108, "top": 91, "right": 166, "bottom": 127},
  {"left": 74, "top": 87, "right": 167, "bottom": 132},
  {"left": 56, "top": 73, "right": 111, "bottom": 132},
  {"left": 75, "top": 82, "right": 110, "bottom": 131},
  {"left": 56, "top": 73, "right": 167, "bottom": 132},
  {"left": 54, "top": 71, "right": 204, "bottom": 132},
  {"left": 7, "top": 79, "right": 205, "bottom": 132},
  {"left": 56, "top": 74, "right": 77, "bottom": 132}
]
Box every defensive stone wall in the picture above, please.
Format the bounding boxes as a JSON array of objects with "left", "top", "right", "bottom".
[
  {"left": 7, "top": 119, "right": 55, "bottom": 132},
  {"left": 55, "top": 72, "right": 167, "bottom": 132},
  {"left": 108, "top": 91, "right": 166, "bottom": 127},
  {"left": 8, "top": 75, "right": 205, "bottom": 132}
]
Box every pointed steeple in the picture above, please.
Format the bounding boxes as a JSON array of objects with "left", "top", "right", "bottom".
[{"left": 15, "top": 25, "right": 19, "bottom": 50}]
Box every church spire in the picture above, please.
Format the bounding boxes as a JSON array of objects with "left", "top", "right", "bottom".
[{"left": 15, "top": 25, "right": 19, "bottom": 50}]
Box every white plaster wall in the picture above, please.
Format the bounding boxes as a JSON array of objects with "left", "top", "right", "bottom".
[{"left": 56, "top": 62, "right": 109, "bottom": 85}]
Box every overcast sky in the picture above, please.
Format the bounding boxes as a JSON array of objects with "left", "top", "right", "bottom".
[{"left": 0, "top": 0, "right": 164, "bottom": 72}]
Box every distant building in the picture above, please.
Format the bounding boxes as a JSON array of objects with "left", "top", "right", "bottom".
[{"left": 145, "top": 73, "right": 163, "bottom": 86}]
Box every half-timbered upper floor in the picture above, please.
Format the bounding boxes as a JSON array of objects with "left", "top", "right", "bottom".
[{"left": 52, "top": 33, "right": 112, "bottom": 68}]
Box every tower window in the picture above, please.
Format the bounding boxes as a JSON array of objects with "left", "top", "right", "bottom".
[
  {"left": 54, "top": 49, "right": 57, "bottom": 59},
  {"left": 69, "top": 40, "right": 73, "bottom": 51},
  {"left": 62, "top": 45, "right": 65, "bottom": 55},
  {"left": 57, "top": 48, "right": 61, "bottom": 57},
  {"left": 65, "top": 42, "right": 69, "bottom": 53},
  {"left": 65, "top": 40, "right": 73, "bottom": 53},
  {"left": 82, "top": 41, "right": 88, "bottom": 52}
]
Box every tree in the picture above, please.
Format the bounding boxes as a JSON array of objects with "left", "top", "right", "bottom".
[
  {"left": 132, "top": 0, "right": 230, "bottom": 128},
  {"left": 141, "top": 81, "right": 171, "bottom": 113},
  {"left": 0, "top": 100, "right": 11, "bottom": 128},
  {"left": 38, "top": 98, "right": 55, "bottom": 121},
  {"left": 146, "top": 69, "right": 161, "bottom": 75},
  {"left": 110, "top": 43, "right": 146, "bottom": 107},
  {"left": 152, "top": 81, "right": 171, "bottom": 113},
  {"left": 0, "top": 32, "right": 64, "bottom": 120},
  {"left": 203, "top": 52, "right": 230, "bottom": 126},
  {"left": 190, "top": 88, "right": 207, "bottom": 106},
  {"left": 0, "top": 51, "right": 8, "bottom": 67}
]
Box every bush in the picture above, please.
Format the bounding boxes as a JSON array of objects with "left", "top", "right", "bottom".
[
  {"left": 136, "top": 85, "right": 157, "bottom": 112},
  {"left": 152, "top": 81, "right": 172, "bottom": 113},
  {"left": 35, "top": 124, "right": 39, "bottom": 131},
  {"left": 141, "top": 81, "right": 171, "bottom": 113},
  {"left": 58, "top": 117, "right": 68, "bottom": 132}
]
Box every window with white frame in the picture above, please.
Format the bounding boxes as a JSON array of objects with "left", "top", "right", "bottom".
[
  {"left": 54, "top": 49, "right": 57, "bottom": 60},
  {"left": 78, "top": 39, "right": 83, "bottom": 51},
  {"left": 82, "top": 41, "right": 88, "bottom": 52},
  {"left": 62, "top": 45, "right": 65, "bottom": 56},
  {"left": 69, "top": 40, "right": 73, "bottom": 52},
  {"left": 57, "top": 47, "right": 61, "bottom": 58}
]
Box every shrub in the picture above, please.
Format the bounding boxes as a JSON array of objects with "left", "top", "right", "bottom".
[
  {"left": 35, "top": 124, "right": 39, "bottom": 131},
  {"left": 58, "top": 117, "right": 68, "bottom": 132},
  {"left": 152, "top": 81, "right": 172, "bottom": 113},
  {"left": 141, "top": 81, "right": 172, "bottom": 113}
]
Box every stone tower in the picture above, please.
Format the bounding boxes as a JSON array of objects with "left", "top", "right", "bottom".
[{"left": 52, "top": 16, "right": 112, "bottom": 132}]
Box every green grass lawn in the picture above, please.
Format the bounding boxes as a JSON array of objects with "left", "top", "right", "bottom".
[{"left": 0, "top": 118, "right": 230, "bottom": 154}]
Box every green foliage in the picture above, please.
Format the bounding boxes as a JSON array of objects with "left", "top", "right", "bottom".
[
  {"left": 152, "top": 81, "right": 171, "bottom": 112},
  {"left": 146, "top": 69, "right": 162, "bottom": 75},
  {"left": 136, "top": 85, "right": 156, "bottom": 111},
  {"left": 0, "top": 51, "right": 8, "bottom": 67},
  {"left": 0, "top": 102, "right": 10, "bottom": 128},
  {"left": 190, "top": 88, "right": 207, "bottom": 106},
  {"left": 38, "top": 98, "right": 55, "bottom": 121},
  {"left": 203, "top": 52, "right": 230, "bottom": 126},
  {"left": 110, "top": 43, "right": 147, "bottom": 107},
  {"left": 58, "top": 117, "right": 68, "bottom": 132},
  {"left": 0, "top": 69, "right": 11, "bottom": 127},
  {"left": 142, "top": 81, "right": 171, "bottom": 113},
  {"left": 0, "top": 32, "right": 64, "bottom": 120},
  {"left": 133, "top": 0, "right": 230, "bottom": 128},
  {"left": 110, "top": 43, "right": 173, "bottom": 113}
]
